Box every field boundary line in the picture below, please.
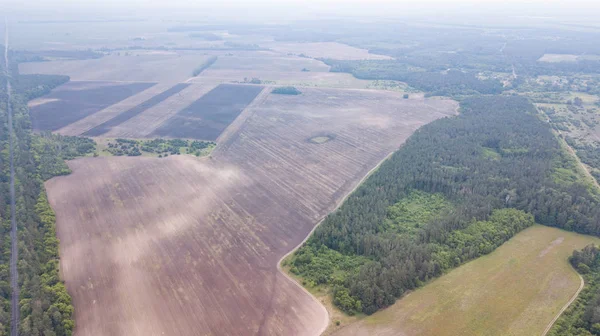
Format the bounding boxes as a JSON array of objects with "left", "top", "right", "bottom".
[
  {"left": 277, "top": 148, "right": 397, "bottom": 336},
  {"left": 541, "top": 272, "right": 584, "bottom": 336}
]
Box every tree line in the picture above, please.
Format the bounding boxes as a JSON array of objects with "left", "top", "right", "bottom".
[{"left": 1, "top": 54, "right": 80, "bottom": 335}]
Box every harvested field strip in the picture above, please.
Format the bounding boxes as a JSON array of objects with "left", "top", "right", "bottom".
[
  {"left": 332, "top": 225, "right": 600, "bottom": 336},
  {"left": 100, "top": 84, "right": 218, "bottom": 139},
  {"left": 55, "top": 83, "right": 172, "bottom": 136},
  {"left": 151, "top": 84, "right": 264, "bottom": 140},
  {"left": 82, "top": 83, "right": 191, "bottom": 136},
  {"left": 30, "top": 81, "right": 155, "bottom": 131}
]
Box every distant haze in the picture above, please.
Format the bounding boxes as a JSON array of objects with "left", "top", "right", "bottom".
[{"left": 4, "top": 0, "right": 600, "bottom": 23}]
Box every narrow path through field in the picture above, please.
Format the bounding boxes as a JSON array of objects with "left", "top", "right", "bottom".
[
  {"left": 541, "top": 273, "right": 584, "bottom": 336},
  {"left": 4, "top": 16, "right": 19, "bottom": 336}
]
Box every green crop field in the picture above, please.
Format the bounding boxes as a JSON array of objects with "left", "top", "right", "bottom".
[{"left": 333, "top": 225, "right": 600, "bottom": 336}]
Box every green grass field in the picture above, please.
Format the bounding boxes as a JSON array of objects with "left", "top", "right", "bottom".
[{"left": 331, "top": 225, "right": 600, "bottom": 336}]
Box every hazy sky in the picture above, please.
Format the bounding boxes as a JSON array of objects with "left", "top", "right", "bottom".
[{"left": 5, "top": 0, "right": 600, "bottom": 22}]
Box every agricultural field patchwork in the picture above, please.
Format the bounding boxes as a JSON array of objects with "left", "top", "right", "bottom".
[
  {"left": 101, "top": 83, "right": 220, "bottom": 139},
  {"left": 46, "top": 88, "right": 457, "bottom": 336},
  {"left": 151, "top": 84, "right": 264, "bottom": 140},
  {"left": 82, "top": 83, "right": 191, "bottom": 136},
  {"left": 54, "top": 83, "right": 181, "bottom": 136},
  {"left": 19, "top": 51, "right": 215, "bottom": 82},
  {"left": 29, "top": 81, "right": 155, "bottom": 131},
  {"left": 332, "top": 225, "right": 600, "bottom": 336}
]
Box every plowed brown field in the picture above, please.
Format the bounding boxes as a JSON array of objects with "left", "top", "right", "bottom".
[{"left": 46, "top": 88, "right": 457, "bottom": 336}]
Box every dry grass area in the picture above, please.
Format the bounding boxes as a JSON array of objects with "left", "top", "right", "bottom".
[
  {"left": 20, "top": 51, "right": 212, "bottom": 82},
  {"left": 263, "top": 42, "right": 393, "bottom": 60},
  {"left": 46, "top": 88, "right": 456, "bottom": 336},
  {"left": 210, "top": 55, "right": 330, "bottom": 72},
  {"left": 331, "top": 225, "right": 600, "bottom": 336}
]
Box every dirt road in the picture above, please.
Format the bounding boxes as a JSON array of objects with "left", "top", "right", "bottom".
[{"left": 541, "top": 273, "right": 584, "bottom": 336}]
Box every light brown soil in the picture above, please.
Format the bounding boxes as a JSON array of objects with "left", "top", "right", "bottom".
[
  {"left": 46, "top": 88, "right": 457, "bottom": 336},
  {"left": 19, "top": 51, "right": 212, "bottom": 82}
]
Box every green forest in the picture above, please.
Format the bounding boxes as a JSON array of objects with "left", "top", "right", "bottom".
[{"left": 289, "top": 95, "right": 600, "bottom": 315}]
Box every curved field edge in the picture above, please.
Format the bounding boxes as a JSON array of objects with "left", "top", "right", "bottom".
[
  {"left": 331, "top": 225, "right": 600, "bottom": 336},
  {"left": 277, "top": 150, "right": 397, "bottom": 334}
]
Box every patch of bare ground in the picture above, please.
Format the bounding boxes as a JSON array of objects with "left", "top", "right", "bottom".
[{"left": 46, "top": 88, "right": 457, "bottom": 335}]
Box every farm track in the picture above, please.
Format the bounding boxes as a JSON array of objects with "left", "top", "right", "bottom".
[
  {"left": 541, "top": 273, "right": 584, "bottom": 336},
  {"left": 4, "top": 18, "right": 19, "bottom": 336},
  {"left": 46, "top": 88, "right": 458, "bottom": 335}
]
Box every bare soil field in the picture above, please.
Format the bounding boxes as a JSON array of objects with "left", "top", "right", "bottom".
[
  {"left": 151, "top": 84, "right": 265, "bottom": 140},
  {"left": 331, "top": 225, "right": 600, "bottom": 336},
  {"left": 82, "top": 83, "right": 191, "bottom": 137},
  {"left": 191, "top": 70, "right": 374, "bottom": 89},
  {"left": 29, "top": 81, "right": 155, "bottom": 131},
  {"left": 46, "top": 88, "right": 457, "bottom": 336},
  {"left": 262, "top": 42, "right": 393, "bottom": 60},
  {"left": 55, "top": 83, "right": 176, "bottom": 136},
  {"left": 20, "top": 51, "right": 213, "bottom": 82}
]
